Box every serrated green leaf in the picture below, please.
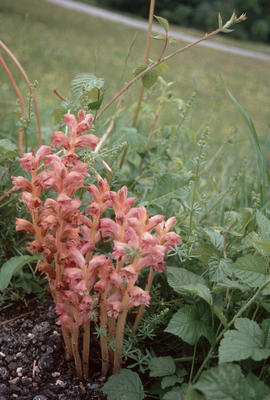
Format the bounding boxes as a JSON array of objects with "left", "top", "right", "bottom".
[
  {"left": 195, "top": 363, "right": 270, "bottom": 400},
  {"left": 0, "top": 139, "right": 17, "bottom": 153},
  {"left": 245, "top": 373, "right": 270, "bottom": 400},
  {"left": 232, "top": 255, "right": 269, "bottom": 287},
  {"left": 154, "top": 15, "right": 169, "bottom": 32},
  {"left": 185, "top": 387, "right": 205, "bottom": 400},
  {"left": 209, "top": 258, "right": 233, "bottom": 283},
  {"left": 166, "top": 267, "right": 212, "bottom": 304},
  {"left": 191, "top": 244, "right": 219, "bottom": 265},
  {"left": 102, "top": 369, "right": 144, "bottom": 400},
  {"left": 149, "top": 356, "right": 176, "bottom": 377},
  {"left": 149, "top": 173, "right": 191, "bottom": 204},
  {"left": 219, "top": 318, "right": 270, "bottom": 363},
  {"left": 161, "top": 375, "right": 180, "bottom": 389},
  {"left": 165, "top": 303, "right": 214, "bottom": 345},
  {"left": 0, "top": 255, "right": 41, "bottom": 290},
  {"left": 201, "top": 228, "right": 224, "bottom": 251},
  {"left": 162, "top": 387, "right": 185, "bottom": 400}
]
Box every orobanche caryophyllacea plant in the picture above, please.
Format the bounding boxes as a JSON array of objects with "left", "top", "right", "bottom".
[{"left": 12, "top": 109, "right": 180, "bottom": 379}]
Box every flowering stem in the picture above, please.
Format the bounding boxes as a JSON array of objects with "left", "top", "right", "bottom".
[
  {"left": 133, "top": 266, "right": 154, "bottom": 332},
  {"left": 100, "top": 293, "right": 109, "bottom": 376},
  {"left": 71, "top": 327, "right": 82, "bottom": 379},
  {"left": 82, "top": 320, "right": 90, "bottom": 379},
  {"left": 113, "top": 304, "right": 129, "bottom": 374}
]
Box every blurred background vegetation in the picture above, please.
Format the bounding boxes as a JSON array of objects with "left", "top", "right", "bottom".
[{"left": 87, "top": 0, "right": 270, "bottom": 44}]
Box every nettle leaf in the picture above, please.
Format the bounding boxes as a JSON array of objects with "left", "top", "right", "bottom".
[
  {"left": 0, "top": 255, "right": 41, "bottom": 290},
  {"left": 185, "top": 387, "right": 205, "bottom": 400},
  {"left": 219, "top": 318, "right": 270, "bottom": 363},
  {"left": 0, "top": 139, "right": 17, "bottom": 161},
  {"left": 165, "top": 303, "right": 215, "bottom": 345},
  {"left": 102, "top": 369, "right": 144, "bottom": 400},
  {"left": 161, "top": 375, "right": 180, "bottom": 390},
  {"left": 232, "top": 254, "right": 270, "bottom": 288},
  {"left": 191, "top": 244, "right": 219, "bottom": 265},
  {"left": 201, "top": 228, "right": 224, "bottom": 251},
  {"left": 166, "top": 267, "right": 212, "bottom": 305},
  {"left": 195, "top": 363, "right": 270, "bottom": 400},
  {"left": 148, "top": 356, "right": 176, "bottom": 377},
  {"left": 209, "top": 258, "right": 233, "bottom": 283},
  {"left": 149, "top": 173, "right": 191, "bottom": 204}
]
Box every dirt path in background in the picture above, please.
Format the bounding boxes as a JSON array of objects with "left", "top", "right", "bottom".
[{"left": 46, "top": 0, "right": 270, "bottom": 62}]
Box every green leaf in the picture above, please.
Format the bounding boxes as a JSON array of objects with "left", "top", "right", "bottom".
[
  {"left": 191, "top": 244, "right": 219, "bottom": 265},
  {"left": 219, "top": 318, "right": 270, "bottom": 363},
  {"left": 161, "top": 375, "right": 181, "bottom": 389},
  {"left": 71, "top": 73, "right": 104, "bottom": 109},
  {"left": 162, "top": 387, "right": 185, "bottom": 400},
  {"left": 262, "top": 319, "right": 270, "bottom": 348},
  {"left": 0, "top": 139, "right": 17, "bottom": 161},
  {"left": 152, "top": 33, "right": 166, "bottom": 40},
  {"left": 148, "top": 356, "right": 176, "bottom": 377},
  {"left": 218, "top": 13, "right": 223, "bottom": 29},
  {"left": 149, "top": 173, "right": 191, "bottom": 204},
  {"left": 154, "top": 15, "right": 169, "bottom": 32},
  {"left": 185, "top": 387, "right": 205, "bottom": 400},
  {"left": 256, "top": 211, "right": 270, "bottom": 240},
  {"left": 0, "top": 255, "right": 40, "bottom": 290},
  {"left": 133, "top": 64, "right": 158, "bottom": 89},
  {"left": 195, "top": 363, "right": 270, "bottom": 400},
  {"left": 166, "top": 267, "right": 212, "bottom": 305},
  {"left": 102, "top": 369, "right": 144, "bottom": 400},
  {"left": 232, "top": 254, "right": 269, "bottom": 287},
  {"left": 209, "top": 258, "right": 233, "bottom": 283},
  {"left": 201, "top": 228, "right": 224, "bottom": 251},
  {"left": 165, "top": 303, "right": 214, "bottom": 345}
]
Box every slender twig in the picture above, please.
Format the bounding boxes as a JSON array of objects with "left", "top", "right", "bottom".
[
  {"left": 97, "top": 28, "right": 222, "bottom": 122},
  {"left": 0, "top": 40, "right": 42, "bottom": 147},
  {"left": 132, "top": 0, "right": 156, "bottom": 127},
  {"left": 0, "top": 55, "right": 24, "bottom": 154},
  {"left": 94, "top": 120, "right": 114, "bottom": 153},
  {"left": 53, "top": 87, "right": 67, "bottom": 102}
]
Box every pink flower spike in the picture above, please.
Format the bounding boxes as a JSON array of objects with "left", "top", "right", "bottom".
[
  {"left": 64, "top": 268, "right": 83, "bottom": 281},
  {"left": 129, "top": 286, "right": 150, "bottom": 307},
  {"left": 19, "top": 153, "right": 36, "bottom": 171}
]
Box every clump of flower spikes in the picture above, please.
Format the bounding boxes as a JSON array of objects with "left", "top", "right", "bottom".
[{"left": 12, "top": 109, "right": 180, "bottom": 378}]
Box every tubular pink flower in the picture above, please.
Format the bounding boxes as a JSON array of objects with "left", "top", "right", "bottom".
[
  {"left": 75, "top": 134, "right": 99, "bottom": 150},
  {"left": 36, "top": 145, "right": 52, "bottom": 163},
  {"left": 111, "top": 186, "right": 136, "bottom": 220},
  {"left": 12, "top": 176, "right": 32, "bottom": 192},
  {"left": 64, "top": 113, "right": 77, "bottom": 139},
  {"left": 67, "top": 247, "right": 85, "bottom": 269},
  {"left": 120, "top": 265, "right": 138, "bottom": 283},
  {"left": 100, "top": 218, "right": 120, "bottom": 239},
  {"left": 16, "top": 218, "right": 35, "bottom": 234},
  {"left": 19, "top": 152, "right": 36, "bottom": 171},
  {"left": 50, "top": 131, "right": 69, "bottom": 149},
  {"left": 106, "top": 291, "right": 123, "bottom": 318},
  {"left": 21, "top": 191, "right": 42, "bottom": 210},
  {"left": 129, "top": 286, "right": 150, "bottom": 307}
]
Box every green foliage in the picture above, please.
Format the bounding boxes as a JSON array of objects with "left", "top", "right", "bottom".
[
  {"left": 0, "top": 255, "right": 41, "bottom": 290},
  {"left": 194, "top": 364, "right": 270, "bottom": 400},
  {"left": 102, "top": 369, "right": 144, "bottom": 400},
  {"left": 219, "top": 318, "right": 270, "bottom": 363}
]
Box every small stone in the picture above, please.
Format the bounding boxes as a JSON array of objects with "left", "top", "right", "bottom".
[
  {"left": 51, "top": 372, "right": 60, "bottom": 378},
  {"left": 55, "top": 379, "right": 66, "bottom": 388},
  {"left": 0, "top": 367, "right": 9, "bottom": 380},
  {"left": 21, "top": 377, "right": 32, "bottom": 386},
  {"left": 0, "top": 353, "right": 5, "bottom": 359},
  {"left": 33, "top": 322, "right": 50, "bottom": 335},
  {"left": 16, "top": 367, "right": 23, "bottom": 377},
  {"left": 0, "top": 384, "right": 8, "bottom": 395},
  {"left": 0, "top": 396, "right": 8, "bottom": 400},
  {"left": 27, "top": 333, "right": 35, "bottom": 340},
  {"left": 8, "top": 362, "right": 17, "bottom": 372},
  {"left": 9, "top": 377, "right": 20, "bottom": 385},
  {"left": 33, "top": 395, "right": 48, "bottom": 400},
  {"left": 87, "top": 383, "right": 100, "bottom": 390}
]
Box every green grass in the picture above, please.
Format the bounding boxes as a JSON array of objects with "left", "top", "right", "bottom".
[{"left": 1, "top": 0, "right": 270, "bottom": 159}]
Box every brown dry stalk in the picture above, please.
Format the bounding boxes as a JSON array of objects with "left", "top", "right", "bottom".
[
  {"left": 82, "top": 320, "right": 91, "bottom": 379},
  {"left": 0, "top": 54, "right": 24, "bottom": 154},
  {"left": 0, "top": 40, "right": 42, "bottom": 147}
]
